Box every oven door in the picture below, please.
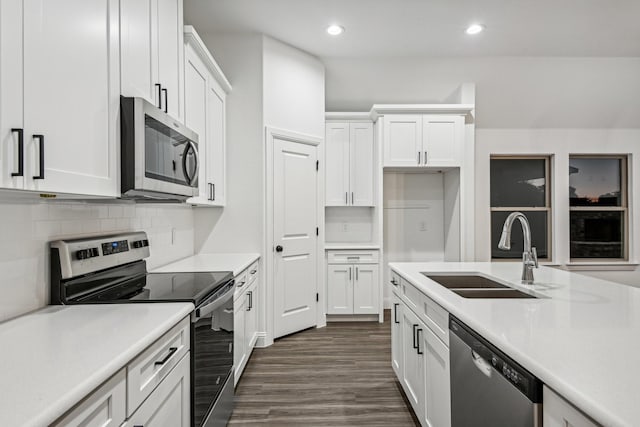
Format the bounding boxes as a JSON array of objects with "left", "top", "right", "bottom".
[{"left": 192, "top": 281, "right": 235, "bottom": 427}]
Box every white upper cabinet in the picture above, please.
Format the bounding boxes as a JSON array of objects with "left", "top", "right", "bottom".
[
  {"left": 383, "top": 115, "right": 422, "bottom": 167},
  {"left": 183, "top": 26, "right": 231, "bottom": 207},
  {"left": 325, "top": 121, "right": 374, "bottom": 206},
  {"left": 120, "top": 0, "right": 184, "bottom": 122},
  {"left": 325, "top": 123, "right": 350, "bottom": 206},
  {"left": 0, "top": 0, "right": 120, "bottom": 197},
  {"left": 383, "top": 114, "right": 463, "bottom": 167}
]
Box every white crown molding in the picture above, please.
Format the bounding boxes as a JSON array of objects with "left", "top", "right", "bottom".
[
  {"left": 369, "top": 103, "right": 474, "bottom": 121},
  {"left": 184, "top": 25, "right": 232, "bottom": 94},
  {"left": 325, "top": 111, "right": 372, "bottom": 121}
]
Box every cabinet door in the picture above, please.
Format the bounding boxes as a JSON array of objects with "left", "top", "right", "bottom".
[
  {"left": 52, "top": 369, "right": 126, "bottom": 427},
  {"left": 391, "top": 293, "right": 403, "bottom": 378},
  {"left": 543, "top": 386, "right": 599, "bottom": 427},
  {"left": 123, "top": 353, "right": 190, "bottom": 427},
  {"left": 234, "top": 294, "right": 247, "bottom": 384},
  {"left": 184, "top": 47, "right": 209, "bottom": 203},
  {"left": 245, "top": 285, "right": 258, "bottom": 352},
  {"left": 349, "top": 122, "right": 374, "bottom": 206},
  {"left": 382, "top": 115, "right": 422, "bottom": 167},
  {"left": 401, "top": 308, "right": 425, "bottom": 419},
  {"left": 206, "top": 79, "right": 226, "bottom": 206},
  {"left": 0, "top": 0, "right": 25, "bottom": 189},
  {"left": 156, "top": 0, "right": 184, "bottom": 122},
  {"left": 120, "top": 0, "right": 158, "bottom": 106},
  {"left": 22, "top": 0, "right": 119, "bottom": 196},
  {"left": 325, "top": 122, "right": 350, "bottom": 206},
  {"left": 353, "top": 264, "right": 378, "bottom": 314},
  {"left": 422, "top": 115, "right": 463, "bottom": 166},
  {"left": 423, "top": 325, "right": 451, "bottom": 427},
  {"left": 327, "top": 264, "right": 353, "bottom": 314}
]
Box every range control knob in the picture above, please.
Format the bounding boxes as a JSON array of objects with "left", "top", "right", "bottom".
[
  {"left": 491, "top": 356, "right": 497, "bottom": 366},
  {"left": 75, "top": 248, "right": 99, "bottom": 260}
]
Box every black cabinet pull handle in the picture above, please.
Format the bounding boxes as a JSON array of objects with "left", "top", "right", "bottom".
[
  {"left": 10, "top": 128, "right": 24, "bottom": 177},
  {"left": 162, "top": 88, "right": 168, "bottom": 113},
  {"left": 154, "top": 347, "right": 177, "bottom": 366},
  {"left": 155, "top": 83, "right": 162, "bottom": 109},
  {"left": 275, "top": 245, "right": 283, "bottom": 252},
  {"left": 412, "top": 324, "right": 419, "bottom": 349},
  {"left": 393, "top": 303, "right": 399, "bottom": 324},
  {"left": 212, "top": 183, "right": 215, "bottom": 200},
  {"left": 246, "top": 292, "right": 251, "bottom": 311},
  {"left": 417, "top": 329, "right": 423, "bottom": 354},
  {"left": 249, "top": 291, "right": 253, "bottom": 309},
  {"left": 33, "top": 134, "right": 44, "bottom": 180}
]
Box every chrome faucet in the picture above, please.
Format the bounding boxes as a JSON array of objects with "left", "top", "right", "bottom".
[{"left": 498, "top": 212, "right": 539, "bottom": 284}]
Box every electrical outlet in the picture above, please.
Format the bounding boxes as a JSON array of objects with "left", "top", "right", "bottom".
[
  {"left": 342, "top": 222, "right": 349, "bottom": 232},
  {"left": 420, "top": 221, "right": 427, "bottom": 232}
]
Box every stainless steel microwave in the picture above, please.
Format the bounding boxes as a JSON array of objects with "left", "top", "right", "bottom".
[{"left": 120, "top": 97, "right": 199, "bottom": 200}]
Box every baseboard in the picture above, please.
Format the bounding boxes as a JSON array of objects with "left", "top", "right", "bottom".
[
  {"left": 327, "top": 314, "right": 379, "bottom": 322},
  {"left": 254, "top": 332, "right": 271, "bottom": 348}
]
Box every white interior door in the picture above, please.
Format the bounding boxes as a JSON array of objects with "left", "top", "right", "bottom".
[{"left": 273, "top": 137, "right": 318, "bottom": 338}]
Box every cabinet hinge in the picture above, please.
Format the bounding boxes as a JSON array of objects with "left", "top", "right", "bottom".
[
  {"left": 316, "top": 227, "right": 319, "bottom": 236},
  {"left": 316, "top": 293, "right": 319, "bottom": 302},
  {"left": 316, "top": 160, "right": 319, "bottom": 171}
]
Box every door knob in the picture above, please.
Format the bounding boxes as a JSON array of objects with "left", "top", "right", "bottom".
[{"left": 275, "top": 245, "right": 283, "bottom": 252}]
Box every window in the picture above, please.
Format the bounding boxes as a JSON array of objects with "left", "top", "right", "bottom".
[
  {"left": 569, "top": 156, "right": 627, "bottom": 260},
  {"left": 490, "top": 157, "right": 551, "bottom": 260}
]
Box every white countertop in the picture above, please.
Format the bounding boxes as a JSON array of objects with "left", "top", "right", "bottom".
[
  {"left": 389, "top": 262, "right": 640, "bottom": 427},
  {"left": 0, "top": 303, "right": 193, "bottom": 427},
  {"left": 152, "top": 253, "right": 260, "bottom": 277},
  {"left": 324, "top": 243, "right": 381, "bottom": 250}
]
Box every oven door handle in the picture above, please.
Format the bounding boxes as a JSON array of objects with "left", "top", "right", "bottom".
[{"left": 195, "top": 285, "right": 234, "bottom": 319}]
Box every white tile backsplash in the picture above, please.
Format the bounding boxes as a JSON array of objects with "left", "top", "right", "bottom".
[{"left": 0, "top": 201, "right": 194, "bottom": 322}]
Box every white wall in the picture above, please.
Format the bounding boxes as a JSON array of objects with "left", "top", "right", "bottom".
[
  {"left": 263, "top": 36, "right": 325, "bottom": 138},
  {"left": 194, "top": 34, "right": 264, "bottom": 254},
  {"left": 0, "top": 201, "right": 194, "bottom": 322},
  {"left": 475, "top": 128, "right": 640, "bottom": 286},
  {"left": 324, "top": 57, "right": 640, "bottom": 129}
]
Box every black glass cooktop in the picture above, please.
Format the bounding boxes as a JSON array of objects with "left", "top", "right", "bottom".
[{"left": 69, "top": 261, "right": 233, "bottom": 306}]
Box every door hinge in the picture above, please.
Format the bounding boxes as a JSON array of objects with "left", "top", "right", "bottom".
[
  {"left": 316, "top": 160, "right": 319, "bottom": 171},
  {"left": 316, "top": 293, "right": 319, "bottom": 302},
  {"left": 316, "top": 227, "right": 319, "bottom": 236}
]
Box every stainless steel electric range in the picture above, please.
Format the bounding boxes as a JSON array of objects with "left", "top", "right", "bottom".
[{"left": 50, "top": 231, "right": 234, "bottom": 427}]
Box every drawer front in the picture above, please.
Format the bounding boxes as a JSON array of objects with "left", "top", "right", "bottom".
[
  {"left": 390, "top": 270, "right": 401, "bottom": 294},
  {"left": 127, "top": 316, "right": 191, "bottom": 416},
  {"left": 401, "top": 277, "right": 449, "bottom": 346},
  {"left": 53, "top": 369, "right": 126, "bottom": 427},
  {"left": 246, "top": 259, "right": 259, "bottom": 286},
  {"left": 327, "top": 250, "right": 379, "bottom": 264}
]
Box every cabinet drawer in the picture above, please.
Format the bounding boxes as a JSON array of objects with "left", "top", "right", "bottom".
[
  {"left": 543, "top": 386, "right": 599, "bottom": 427},
  {"left": 327, "top": 250, "right": 379, "bottom": 264},
  {"left": 127, "top": 316, "right": 190, "bottom": 416},
  {"left": 246, "top": 259, "right": 259, "bottom": 286},
  {"left": 401, "top": 277, "right": 449, "bottom": 346},
  {"left": 235, "top": 268, "right": 249, "bottom": 300},
  {"left": 53, "top": 369, "right": 126, "bottom": 427},
  {"left": 390, "top": 271, "right": 401, "bottom": 293}
]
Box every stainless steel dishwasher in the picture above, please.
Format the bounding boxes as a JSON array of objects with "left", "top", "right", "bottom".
[{"left": 449, "top": 316, "right": 543, "bottom": 427}]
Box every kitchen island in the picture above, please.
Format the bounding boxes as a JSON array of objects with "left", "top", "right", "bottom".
[{"left": 390, "top": 262, "right": 640, "bottom": 427}]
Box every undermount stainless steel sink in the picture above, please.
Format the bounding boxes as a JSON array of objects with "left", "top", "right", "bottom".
[
  {"left": 422, "top": 274, "right": 507, "bottom": 289},
  {"left": 421, "top": 273, "right": 538, "bottom": 299}
]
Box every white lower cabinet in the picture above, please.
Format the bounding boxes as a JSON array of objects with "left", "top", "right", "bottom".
[
  {"left": 53, "top": 316, "right": 191, "bottom": 427},
  {"left": 326, "top": 250, "right": 380, "bottom": 316},
  {"left": 391, "top": 292, "right": 403, "bottom": 377},
  {"left": 234, "top": 259, "right": 261, "bottom": 385},
  {"left": 52, "top": 369, "right": 126, "bottom": 427},
  {"left": 543, "top": 386, "right": 599, "bottom": 427},
  {"left": 392, "top": 272, "right": 451, "bottom": 427},
  {"left": 122, "top": 353, "right": 191, "bottom": 427}
]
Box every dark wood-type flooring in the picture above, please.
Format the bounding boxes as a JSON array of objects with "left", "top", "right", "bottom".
[{"left": 229, "top": 311, "right": 419, "bottom": 426}]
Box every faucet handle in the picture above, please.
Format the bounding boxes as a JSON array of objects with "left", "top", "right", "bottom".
[{"left": 531, "top": 247, "right": 539, "bottom": 268}]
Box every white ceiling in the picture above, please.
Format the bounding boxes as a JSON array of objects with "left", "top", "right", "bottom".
[{"left": 185, "top": 0, "right": 640, "bottom": 58}]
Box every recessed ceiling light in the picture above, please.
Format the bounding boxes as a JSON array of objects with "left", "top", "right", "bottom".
[
  {"left": 465, "top": 24, "right": 485, "bottom": 35},
  {"left": 327, "top": 25, "right": 344, "bottom": 36}
]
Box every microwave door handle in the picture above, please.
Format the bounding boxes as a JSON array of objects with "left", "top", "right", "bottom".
[{"left": 181, "top": 141, "right": 199, "bottom": 185}]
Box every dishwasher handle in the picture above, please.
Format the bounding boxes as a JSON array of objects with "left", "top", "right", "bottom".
[{"left": 471, "top": 350, "right": 492, "bottom": 378}]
